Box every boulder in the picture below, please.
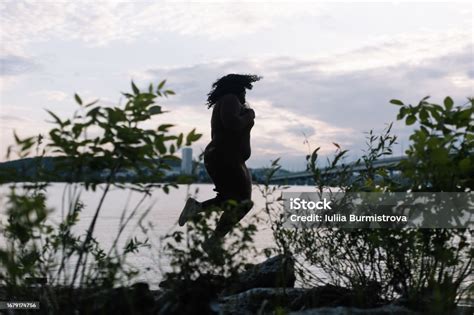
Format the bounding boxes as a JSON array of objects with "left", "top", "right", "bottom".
[
  {"left": 288, "top": 305, "right": 417, "bottom": 315},
  {"left": 220, "top": 287, "right": 306, "bottom": 315},
  {"left": 156, "top": 255, "right": 296, "bottom": 314},
  {"left": 291, "top": 283, "right": 383, "bottom": 309},
  {"left": 224, "top": 254, "right": 296, "bottom": 294},
  {"left": 157, "top": 275, "right": 224, "bottom": 315}
]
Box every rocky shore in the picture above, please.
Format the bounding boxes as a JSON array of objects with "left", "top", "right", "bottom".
[{"left": 1, "top": 255, "right": 472, "bottom": 314}]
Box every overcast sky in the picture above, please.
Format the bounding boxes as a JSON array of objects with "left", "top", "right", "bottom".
[{"left": 1, "top": 0, "right": 472, "bottom": 169}]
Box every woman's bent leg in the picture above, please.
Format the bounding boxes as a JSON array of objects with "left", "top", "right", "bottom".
[
  {"left": 200, "top": 196, "right": 223, "bottom": 209},
  {"left": 213, "top": 162, "right": 253, "bottom": 238},
  {"left": 200, "top": 147, "right": 227, "bottom": 210},
  {"left": 213, "top": 199, "right": 253, "bottom": 238},
  {"left": 201, "top": 161, "right": 253, "bottom": 257}
]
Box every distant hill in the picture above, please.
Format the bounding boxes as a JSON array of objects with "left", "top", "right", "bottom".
[
  {"left": 0, "top": 156, "right": 182, "bottom": 183},
  {"left": 0, "top": 156, "right": 293, "bottom": 184}
]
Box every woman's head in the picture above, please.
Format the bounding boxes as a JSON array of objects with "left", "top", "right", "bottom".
[{"left": 206, "top": 74, "right": 262, "bottom": 108}]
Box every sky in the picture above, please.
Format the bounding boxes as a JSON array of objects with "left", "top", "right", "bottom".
[{"left": 0, "top": 0, "right": 473, "bottom": 169}]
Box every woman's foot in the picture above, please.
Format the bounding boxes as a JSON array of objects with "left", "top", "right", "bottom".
[{"left": 178, "top": 197, "right": 202, "bottom": 226}]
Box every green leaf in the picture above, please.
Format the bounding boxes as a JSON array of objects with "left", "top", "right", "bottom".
[
  {"left": 177, "top": 133, "right": 183, "bottom": 147},
  {"left": 431, "top": 109, "right": 442, "bottom": 121},
  {"left": 13, "top": 131, "right": 21, "bottom": 144},
  {"left": 46, "top": 110, "right": 63, "bottom": 126},
  {"left": 185, "top": 129, "right": 202, "bottom": 145},
  {"left": 390, "top": 99, "right": 404, "bottom": 106},
  {"left": 405, "top": 115, "right": 416, "bottom": 126},
  {"left": 74, "top": 93, "right": 83, "bottom": 105},
  {"left": 158, "top": 80, "right": 166, "bottom": 90},
  {"left": 131, "top": 81, "right": 139, "bottom": 95},
  {"left": 444, "top": 96, "right": 453, "bottom": 110},
  {"left": 86, "top": 106, "right": 101, "bottom": 119},
  {"left": 148, "top": 105, "right": 162, "bottom": 115},
  {"left": 158, "top": 124, "right": 174, "bottom": 132},
  {"left": 192, "top": 133, "right": 202, "bottom": 142},
  {"left": 419, "top": 109, "right": 429, "bottom": 122},
  {"left": 397, "top": 107, "right": 407, "bottom": 120},
  {"left": 459, "top": 158, "right": 471, "bottom": 173},
  {"left": 85, "top": 99, "right": 99, "bottom": 108},
  {"left": 155, "top": 140, "right": 166, "bottom": 154}
]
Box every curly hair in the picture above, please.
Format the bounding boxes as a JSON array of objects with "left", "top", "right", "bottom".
[{"left": 206, "top": 74, "right": 262, "bottom": 108}]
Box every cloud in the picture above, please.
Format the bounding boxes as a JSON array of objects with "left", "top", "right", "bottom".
[
  {"left": 249, "top": 99, "right": 355, "bottom": 157},
  {"left": 1, "top": 1, "right": 471, "bottom": 167},
  {"left": 0, "top": 55, "right": 38, "bottom": 76},
  {"left": 138, "top": 98, "right": 355, "bottom": 168},
  {"left": 141, "top": 44, "right": 472, "bottom": 167},
  {"left": 0, "top": 114, "right": 30, "bottom": 122},
  {"left": 0, "top": 1, "right": 325, "bottom": 53},
  {"left": 147, "top": 44, "right": 472, "bottom": 121},
  {"left": 2, "top": 1, "right": 470, "bottom": 51},
  {"left": 315, "top": 30, "right": 471, "bottom": 73},
  {"left": 36, "top": 90, "right": 69, "bottom": 102}
]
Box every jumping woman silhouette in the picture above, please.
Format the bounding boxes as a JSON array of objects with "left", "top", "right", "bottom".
[{"left": 178, "top": 73, "right": 261, "bottom": 252}]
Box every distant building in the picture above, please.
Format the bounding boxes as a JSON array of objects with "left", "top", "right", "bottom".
[{"left": 181, "top": 147, "right": 193, "bottom": 175}]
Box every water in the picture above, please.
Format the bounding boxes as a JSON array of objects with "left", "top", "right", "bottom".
[
  {"left": 0, "top": 183, "right": 315, "bottom": 288},
  {"left": 3, "top": 183, "right": 471, "bottom": 306}
]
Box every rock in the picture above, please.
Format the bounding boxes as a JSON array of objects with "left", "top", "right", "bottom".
[
  {"left": 156, "top": 275, "right": 224, "bottom": 315},
  {"left": 290, "top": 285, "right": 352, "bottom": 309},
  {"left": 155, "top": 254, "right": 295, "bottom": 314},
  {"left": 219, "top": 282, "right": 392, "bottom": 315},
  {"left": 220, "top": 287, "right": 307, "bottom": 315},
  {"left": 396, "top": 284, "right": 460, "bottom": 314},
  {"left": 453, "top": 306, "right": 474, "bottom": 315},
  {"left": 288, "top": 305, "right": 417, "bottom": 315},
  {"left": 159, "top": 273, "right": 227, "bottom": 291},
  {"left": 84, "top": 282, "right": 157, "bottom": 314},
  {"left": 290, "top": 283, "right": 384, "bottom": 309},
  {"left": 225, "top": 254, "right": 296, "bottom": 295},
  {"left": 25, "top": 277, "right": 48, "bottom": 286}
]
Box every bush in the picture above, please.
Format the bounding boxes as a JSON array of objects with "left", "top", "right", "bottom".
[
  {"left": 270, "top": 97, "right": 473, "bottom": 313},
  {"left": 0, "top": 80, "right": 201, "bottom": 313},
  {"left": 158, "top": 200, "right": 261, "bottom": 314}
]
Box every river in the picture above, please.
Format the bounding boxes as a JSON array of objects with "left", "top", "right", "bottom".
[{"left": 0, "top": 183, "right": 315, "bottom": 288}]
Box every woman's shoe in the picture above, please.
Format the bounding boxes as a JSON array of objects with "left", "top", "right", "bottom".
[{"left": 178, "top": 197, "right": 202, "bottom": 226}]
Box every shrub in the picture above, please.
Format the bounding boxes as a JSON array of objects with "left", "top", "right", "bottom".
[
  {"left": 0, "top": 80, "right": 201, "bottom": 313},
  {"left": 270, "top": 97, "right": 473, "bottom": 313}
]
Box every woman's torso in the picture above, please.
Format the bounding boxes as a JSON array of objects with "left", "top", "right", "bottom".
[{"left": 206, "top": 101, "right": 254, "bottom": 162}]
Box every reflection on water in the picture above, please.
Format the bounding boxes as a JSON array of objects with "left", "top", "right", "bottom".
[{"left": 0, "top": 183, "right": 315, "bottom": 288}]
